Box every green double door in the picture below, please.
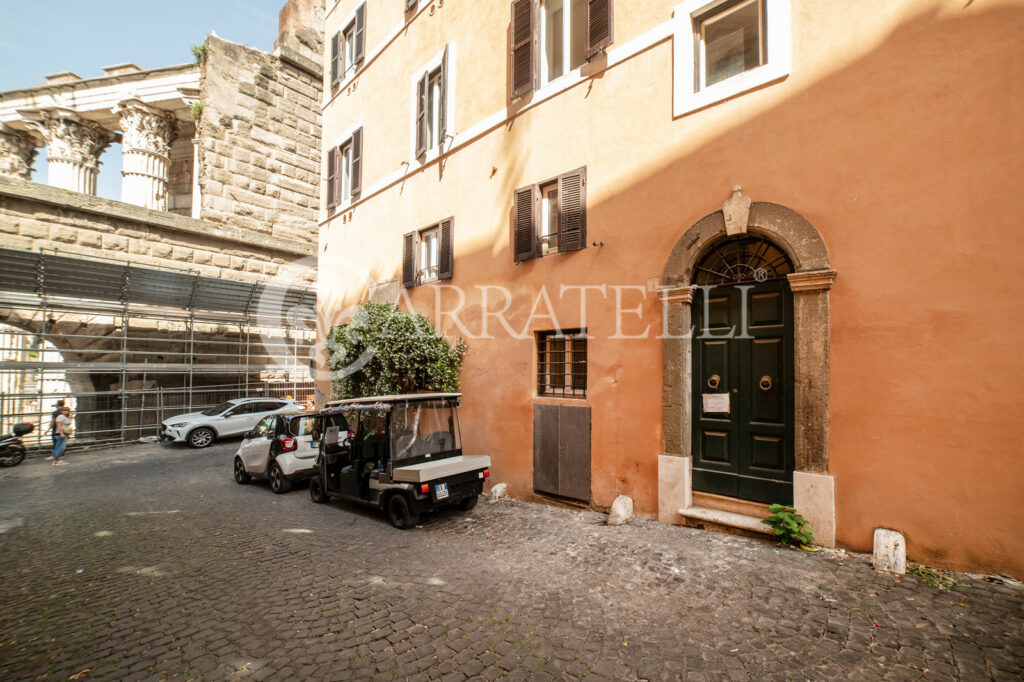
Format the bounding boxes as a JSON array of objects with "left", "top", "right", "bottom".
[{"left": 691, "top": 279, "right": 795, "bottom": 504}]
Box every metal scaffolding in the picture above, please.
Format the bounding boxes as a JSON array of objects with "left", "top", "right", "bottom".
[{"left": 0, "top": 246, "right": 316, "bottom": 450}]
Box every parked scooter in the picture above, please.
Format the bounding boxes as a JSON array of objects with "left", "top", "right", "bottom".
[{"left": 0, "top": 423, "right": 34, "bottom": 467}]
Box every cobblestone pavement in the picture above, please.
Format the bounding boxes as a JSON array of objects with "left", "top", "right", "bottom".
[{"left": 0, "top": 443, "right": 1021, "bottom": 681}]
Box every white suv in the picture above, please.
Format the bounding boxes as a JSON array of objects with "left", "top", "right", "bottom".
[{"left": 159, "top": 397, "right": 301, "bottom": 448}]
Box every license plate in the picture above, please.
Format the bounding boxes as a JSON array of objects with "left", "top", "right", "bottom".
[{"left": 434, "top": 483, "right": 449, "bottom": 500}]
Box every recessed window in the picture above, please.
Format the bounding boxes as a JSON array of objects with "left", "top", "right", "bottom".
[
  {"left": 419, "top": 226, "right": 440, "bottom": 283},
  {"left": 330, "top": 3, "right": 365, "bottom": 88},
  {"left": 414, "top": 46, "right": 451, "bottom": 159},
  {"left": 537, "top": 329, "right": 587, "bottom": 398},
  {"left": 326, "top": 127, "right": 362, "bottom": 212},
  {"left": 673, "top": 0, "right": 790, "bottom": 116},
  {"left": 514, "top": 167, "right": 586, "bottom": 262},
  {"left": 698, "top": 0, "right": 764, "bottom": 88},
  {"left": 541, "top": 0, "right": 587, "bottom": 85},
  {"left": 403, "top": 217, "right": 454, "bottom": 287}
]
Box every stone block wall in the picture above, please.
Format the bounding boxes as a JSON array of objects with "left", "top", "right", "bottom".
[
  {"left": 166, "top": 125, "right": 195, "bottom": 216},
  {"left": 197, "top": 34, "right": 323, "bottom": 245}
]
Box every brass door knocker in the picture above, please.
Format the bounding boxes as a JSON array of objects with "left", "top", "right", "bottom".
[
  {"left": 707, "top": 374, "right": 721, "bottom": 390},
  {"left": 759, "top": 375, "right": 773, "bottom": 391}
]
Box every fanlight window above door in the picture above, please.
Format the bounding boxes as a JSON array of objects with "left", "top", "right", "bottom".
[{"left": 693, "top": 236, "right": 794, "bottom": 285}]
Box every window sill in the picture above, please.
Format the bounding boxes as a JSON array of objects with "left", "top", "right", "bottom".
[{"left": 674, "top": 62, "right": 789, "bottom": 116}]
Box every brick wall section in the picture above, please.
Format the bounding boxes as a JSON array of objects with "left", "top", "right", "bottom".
[{"left": 197, "top": 35, "right": 322, "bottom": 245}]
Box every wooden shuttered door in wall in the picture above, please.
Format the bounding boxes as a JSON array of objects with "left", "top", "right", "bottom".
[
  {"left": 402, "top": 231, "right": 418, "bottom": 288},
  {"left": 533, "top": 404, "right": 591, "bottom": 502},
  {"left": 586, "top": 0, "right": 613, "bottom": 58},
  {"left": 354, "top": 3, "right": 366, "bottom": 66},
  {"left": 326, "top": 147, "right": 337, "bottom": 210},
  {"left": 513, "top": 185, "right": 538, "bottom": 262},
  {"left": 330, "top": 32, "right": 340, "bottom": 87},
  {"left": 438, "top": 218, "right": 454, "bottom": 281},
  {"left": 558, "top": 167, "right": 586, "bottom": 252},
  {"left": 510, "top": 0, "right": 534, "bottom": 99},
  {"left": 350, "top": 127, "right": 362, "bottom": 198},
  {"left": 415, "top": 73, "right": 428, "bottom": 158}
]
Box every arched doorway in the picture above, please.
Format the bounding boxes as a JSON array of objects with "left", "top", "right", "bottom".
[
  {"left": 658, "top": 200, "right": 839, "bottom": 545},
  {"left": 690, "top": 236, "right": 795, "bottom": 504}
]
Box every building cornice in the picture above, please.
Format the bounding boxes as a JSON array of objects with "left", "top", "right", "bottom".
[{"left": 787, "top": 269, "right": 837, "bottom": 292}]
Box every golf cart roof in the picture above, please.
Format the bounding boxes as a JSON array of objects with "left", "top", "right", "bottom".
[{"left": 325, "top": 393, "right": 461, "bottom": 407}]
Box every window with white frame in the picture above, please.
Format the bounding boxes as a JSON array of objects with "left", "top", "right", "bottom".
[
  {"left": 673, "top": 0, "right": 790, "bottom": 116},
  {"left": 402, "top": 218, "right": 454, "bottom": 287},
  {"left": 540, "top": 0, "right": 587, "bottom": 85},
  {"left": 414, "top": 46, "right": 452, "bottom": 159},
  {"left": 539, "top": 181, "right": 560, "bottom": 255},
  {"left": 330, "top": 3, "right": 365, "bottom": 89},
  {"left": 338, "top": 138, "right": 354, "bottom": 205},
  {"left": 326, "top": 127, "right": 362, "bottom": 212}
]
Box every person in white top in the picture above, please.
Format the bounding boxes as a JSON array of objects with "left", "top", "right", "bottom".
[{"left": 52, "top": 407, "right": 72, "bottom": 465}]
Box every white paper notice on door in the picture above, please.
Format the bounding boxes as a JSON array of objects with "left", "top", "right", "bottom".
[{"left": 702, "top": 393, "right": 730, "bottom": 414}]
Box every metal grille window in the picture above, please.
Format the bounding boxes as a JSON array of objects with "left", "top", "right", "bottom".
[{"left": 537, "top": 329, "right": 587, "bottom": 398}]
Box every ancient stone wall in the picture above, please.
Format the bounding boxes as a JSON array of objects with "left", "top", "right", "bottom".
[{"left": 197, "top": 34, "right": 323, "bottom": 245}]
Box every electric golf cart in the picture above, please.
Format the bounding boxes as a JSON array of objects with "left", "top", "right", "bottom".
[{"left": 308, "top": 393, "right": 490, "bottom": 528}]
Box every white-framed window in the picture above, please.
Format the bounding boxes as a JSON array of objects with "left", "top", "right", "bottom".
[
  {"left": 540, "top": 0, "right": 587, "bottom": 86},
  {"left": 402, "top": 218, "right": 454, "bottom": 287},
  {"left": 329, "top": 2, "right": 365, "bottom": 89},
  {"left": 673, "top": 0, "right": 790, "bottom": 116},
  {"left": 418, "top": 226, "right": 440, "bottom": 283},
  {"left": 342, "top": 23, "right": 357, "bottom": 77},
  {"left": 326, "top": 125, "right": 362, "bottom": 213},
  {"left": 539, "top": 181, "right": 560, "bottom": 255},
  {"left": 412, "top": 45, "right": 455, "bottom": 160}
]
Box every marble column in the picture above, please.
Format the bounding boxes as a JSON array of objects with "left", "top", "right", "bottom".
[
  {"left": 25, "top": 110, "right": 114, "bottom": 195},
  {"left": 115, "top": 100, "right": 177, "bottom": 210},
  {"left": 0, "top": 125, "right": 39, "bottom": 180}
]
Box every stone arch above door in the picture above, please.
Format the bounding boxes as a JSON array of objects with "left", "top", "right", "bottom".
[{"left": 657, "top": 200, "right": 838, "bottom": 546}]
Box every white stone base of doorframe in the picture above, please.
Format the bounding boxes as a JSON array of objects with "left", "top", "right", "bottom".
[
  {"left": 658, "top": 454, "right": 691, "bottom": 524},
  {"left": 794, "top": 471, "right": 836, "bottom": 548}
]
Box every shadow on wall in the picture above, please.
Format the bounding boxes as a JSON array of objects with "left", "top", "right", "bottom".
[{"left": 316, "top": 3, "right": 1024, "bottom": 576}]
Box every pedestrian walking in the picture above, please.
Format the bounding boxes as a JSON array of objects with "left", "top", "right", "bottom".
[
  {"left": 52, "top": 406, "right": 72, "bottom": 466},
  {"left": 46, "top": 399, "right": 65, "bottom": 460}
]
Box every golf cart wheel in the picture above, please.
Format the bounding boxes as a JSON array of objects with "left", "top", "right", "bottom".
[
  {"left": 268, "top": 462, "right": 291, "bottom": 494},
  {"left": 457, "top": 495, "right": 479, "bottom": 511},
  {"left": 188, "top": 427, "right": 215, "bottom": 448},
  {"left": 387, "top": 493, "right": 419, "bottom": 530},
  {"left": 309, "top": 475, "right": 327, "bottom": 504},
  {"left": 233, "top": 457, "right": 250, "bottom": 484}
]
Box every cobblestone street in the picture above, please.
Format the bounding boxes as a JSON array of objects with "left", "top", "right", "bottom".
[{"left": 0, "top": 443, "right": 1020, "bottom": 681}]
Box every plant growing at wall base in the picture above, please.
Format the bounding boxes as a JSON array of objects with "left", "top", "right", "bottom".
[
  {"left": 907, "top": 563, "right": 965, "bottom": 591},
  {"left": 762, "top": 504, "right": 815, "bottom": 548},
  {"left": 326, "top": 302, "right": 467, "bottom": 400},
  {"left": 189, "top": 102, "right": 204, "bottom": 121}
]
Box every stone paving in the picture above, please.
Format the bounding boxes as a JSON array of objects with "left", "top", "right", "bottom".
[{"left": 0, "top": 442, "right": 1021, "bottom": 681}]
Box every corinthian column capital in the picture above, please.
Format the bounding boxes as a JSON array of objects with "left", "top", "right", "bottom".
[
  {"left": 115, "top": 99, "right": 177, "bottom": 155},
  {"left": 0, "top": 125, "right": 39, "bottom": 181},
  {"left": 23, "top": 108, "right": 115, "bottom": 168}
]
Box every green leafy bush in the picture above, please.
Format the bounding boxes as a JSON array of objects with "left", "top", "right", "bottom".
[
  {"left": 191, "top": 43, "right": 209, "bottom": 63},
  {"left": 189, "top": 102, "right": 204, "bottom": 121},
  {"left": 326, "top": 302, "right": 467, "bottom": 400},
  {"left": 762, "top": 504, "right": 815, "bottom": 546}
]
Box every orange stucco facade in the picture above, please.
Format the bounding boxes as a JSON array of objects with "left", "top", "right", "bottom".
[{"left": 317, "top": 0, "right": 1024, "bottom": 577}]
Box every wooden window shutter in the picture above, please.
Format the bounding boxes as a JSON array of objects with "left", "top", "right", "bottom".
[
  {"left": 330, "top": 32, "right": 340, "bottom": 86},
  {"left": 439, "top": 44, "right": 449, "bottom": 147},
  {"left": 350, "top": 127, "right": 362, "bottom": 198},
  {"left": 415, "top": 73, "right": 427, "bottom": 158},
  {"left": 509, "top": 0, "right": 534, "bottom": 99},
  {"left": 513, "top": 185, "right": 538, "bottom": 262},
  {"left": 405, "top": 0, "right": 417, "bottom": 11},
  {"left": 332, "top": 145, "right": 342, "bottom": 207},
  {"left": 326, "top": 147, "right": 337, "bottom": 210},
  {"left": 354, "top": 3, "right": 366, "bottom": 66},
  {"left": 557, "top": 167, "right": 586, "bottom": 252},
  {"left": 586, "top": 0, "right": 613, "bottom": 58},
  {"left": 438, "top": 217, "right": 454, "bottom": 280},
  {"left": 402, "top": 231, "right": 417, "bottom": 288}
]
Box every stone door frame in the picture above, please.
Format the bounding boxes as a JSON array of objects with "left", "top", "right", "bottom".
[{"left": 657, "top": 202, "right": 838, "bottom": 545}]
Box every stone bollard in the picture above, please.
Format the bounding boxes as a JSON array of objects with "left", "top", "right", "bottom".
[
  {"left": 488, "top": 483, "right": 509, "bottom": 502},
  {"left": 607, "top": 495, "right": 634, "bottom": 525},
  {"left": 873, "top": 528, "right": 906, "bottom": 574}
]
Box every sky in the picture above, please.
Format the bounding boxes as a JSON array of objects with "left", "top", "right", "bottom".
[{"left": 0, "top": 0, "right": 289, "bottom": 201}]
